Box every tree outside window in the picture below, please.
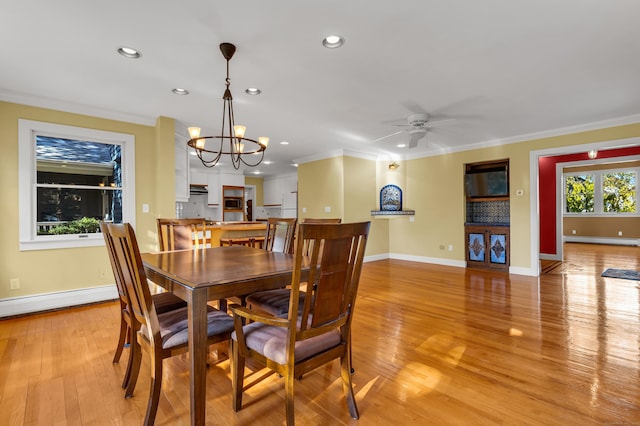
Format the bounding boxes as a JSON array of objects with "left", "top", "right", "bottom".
[
  {"left": 19, "top": 120, "right": 135, "bottom": 251},
  {"left": 603, "top": 172, "right": 636, "bottom": 213},
  {"left": 565, "top": 175, "right": 594, "bottom": 213}
]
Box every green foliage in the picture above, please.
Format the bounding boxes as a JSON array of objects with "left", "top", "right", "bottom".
[
  {"left": 565, "top": 175, "right": 594, "bottom": 213},
  {"left": 48, "top": 217, "right": 101, "bottom": 235},
  {"left": 603, "top": 172, "right": 636, "bottom": 212}
]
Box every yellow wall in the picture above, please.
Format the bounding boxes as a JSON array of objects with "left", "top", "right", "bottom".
[
  {"left": 2, "top": 99, "right": 639, "bottom": 301},
  {"left": 0, "top": 101, "right": 174, "bottom": 299},
  {"left": 297, "top": 123, "right": 640, "bottom": 271},
  {"left": 298, "top": 156, "right": 388, "bottom": 256},
  {"left": 244, "top": 176, "right": 264, "bottom": 206}
]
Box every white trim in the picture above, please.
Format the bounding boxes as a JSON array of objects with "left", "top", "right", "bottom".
[
  {"left": 0, "top": 285, "right": 118, "bottom": 318},
  {"left": 389, "top": 253, "right": 467, "bottom": 268},
  {"left": 563, "top": 236, "right": 640, "bottom": 246},
  {"left": 531, "top": 136, "right": 640, "bottom": 271},
  {"left": 0, "top": 89, "right": 156, "bottom": 126},
  {"left": 18, "top": 120, "right": 136, "bottom": 251},
  {"left": 509, "top": 265, "right": 538, "bottom": 277}
]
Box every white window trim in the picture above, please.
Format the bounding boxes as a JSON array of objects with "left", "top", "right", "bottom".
[
  {"left": 18, "top": 120, "right": 136, "bottom": 251},
  {"left": 563, "top": 167, "right": 638, "bottom": 217}
]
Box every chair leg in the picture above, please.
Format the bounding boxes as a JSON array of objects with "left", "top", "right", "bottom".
[
  {"left": 341, "top": 350, "right": 359, "bottom": 420},
  {"left": 124, "top": 338, "right": 142, "bottom": 398},
  {"left": 231, "top": 339, "right": 245, "bottom": 412},
  {"left": 113, "top": 311, "right": 128, "bottom": 363},
  {"left": 144, "top": 358, "right": 163, "bottom": 426},
  {"left": 121, "top": 325, "right": 133, "bottom": 389},
  {"left": 285, "top": 369, "right": 295, "bottom": 426}
]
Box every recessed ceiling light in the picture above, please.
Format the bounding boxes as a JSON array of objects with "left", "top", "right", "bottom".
[
  {"left": 397, "top": 143, "right": 406, "bottom": 148},
  {"left": 117, "top": 46, "right": 142, "bottom": 59},
  {"left": 280, "top": 141, "right": 289, "bottom": 145},
  {"left": 172, "top": 88, "right": 189, "bottom": 95},
  {"left": 322, "top": 35, "right": 345, "bottom": 49},
  {"left": 245, "top": 88, "right": 261, "bottom": 95},
  {"left": 263, "top": 161, "right": 272, "bottom": 165},
  {"left": 291, "top": 163, "right": 298, "bottom": 167},
  {"left": 253, "top": 171, "right": 262, "bottom": 175}
]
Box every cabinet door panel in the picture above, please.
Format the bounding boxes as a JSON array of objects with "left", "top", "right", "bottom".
[
  {"left": 489, "top": 233, "right": 507, "bottom": 264},
  {"left": 467, "top": 232, "right": 486, "bottom": 263}
]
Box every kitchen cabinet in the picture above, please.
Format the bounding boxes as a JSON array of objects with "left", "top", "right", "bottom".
[
  {"left": 207, "top": 174, "right": 220, "bottom": 206},
  {"left": 222, "top": 185, "right": 245, "bottom": 222},
  {"left": 465, "top": 225, "right": 509, "bottom": 270},
  {"left": 263, "top": 174, "right": 297, "bottom": 216},
  {"left": 263, "top": 178, "right": 282, "bottom": 206},
  {"left": 174, "top": 125, "right": 190, "bottom": 202},
  {"left": 190, "top": 170, "right": 208, "bottom": 186}
]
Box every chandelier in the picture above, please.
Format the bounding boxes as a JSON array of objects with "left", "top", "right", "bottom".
[{"left": 187, "top": 43, "right": 268, "bottom": 169}]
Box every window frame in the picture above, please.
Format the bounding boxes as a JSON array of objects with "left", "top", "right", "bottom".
[
  {"left": 18, "top": 120, "right": 136, "bottom": 251},
  {"left": 563, "top": 167, "right": 638, "bottom": 217}
]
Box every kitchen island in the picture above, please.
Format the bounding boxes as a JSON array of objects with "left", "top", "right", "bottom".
[{"left": 203, "top": 221, "right": 266, "bottom": 247}]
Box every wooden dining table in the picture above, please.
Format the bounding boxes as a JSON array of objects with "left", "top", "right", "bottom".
[{"left": 141, "top": 245, "right": 303, "bottom": 425}]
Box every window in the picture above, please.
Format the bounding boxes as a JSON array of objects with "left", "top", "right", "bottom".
[
  {"left": 602, "top": 171, "right": 636, "bottom": 213},
  {"left": 564, "top": 168, "right": 637, "bottom": 216},
  {"left": 19, "top": 120, "right": 136, "bottom": 250},
  {"left": 565, "top": 174, "right": 594, "bottom": 213}
]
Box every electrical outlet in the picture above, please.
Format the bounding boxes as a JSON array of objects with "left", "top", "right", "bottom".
[
  {"left": 409, "top": 216, "right": 415, "bottom": 222},
  {"left": 10, "top": 278, "right": 20, "bottom": 290},
  {"left": 618, "top": 231, "right": 623, "bottom": 236},
  {"left": 324, "top": 206, "right": 331, "bottom": 213},
  {"left": 448, "top": 244, "right": 454, "bottom": 251},
  {"left": 302, "top": 207, "right": 307, "bottom": 213},
  {"left": 572, "top": 230, "right": 576, "bottom": 235}
]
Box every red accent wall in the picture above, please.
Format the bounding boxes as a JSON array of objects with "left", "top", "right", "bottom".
[{"left": 538, "top": 146, "right": 640, "bottom": 255}]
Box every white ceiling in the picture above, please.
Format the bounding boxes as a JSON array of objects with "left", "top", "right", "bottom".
[{"left": 2, "top": 0, "right": 640, "bottom": 177}]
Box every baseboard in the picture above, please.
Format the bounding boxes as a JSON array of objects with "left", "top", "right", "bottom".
[
  {"left": 563, "top": 236, "right": 640, "bottom": 246},
  {"left": 0, "top": 284, "right": 118, "bottom": 318},
  {"left": 389, "top": 253, "right": 467, "bottom": 268}
]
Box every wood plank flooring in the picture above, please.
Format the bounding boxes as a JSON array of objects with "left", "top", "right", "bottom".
[{"left": 1, "top": 243, "right": 639, "bottom": 425}]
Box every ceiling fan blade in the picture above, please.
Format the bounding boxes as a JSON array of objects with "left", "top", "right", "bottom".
[
  {"left": 373, "top": 130, "right": 404, "bottom": 143},
  {"left": 401, "top": 100, "right": 426, "bottom": 115},
  {"left": 408, "top": 131, "right": 426, "bottom": 148}
]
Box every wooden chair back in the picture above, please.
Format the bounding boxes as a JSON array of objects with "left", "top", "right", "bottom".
[
  {"left": 157, "top": 218, "right": 206, "bottom": 251},
  {"left": 101, "top": 222, "right": 129, "bottom": 311},
  {"left": 264, "top": 218, "right": 297, "bottom": 254},
  {"left": 105, "top": 223, "right": 162, "bottom": 350},
  {"left": 230, "top": 221, "right": 370, "bottom": 425},
  {"left": 299, "top": 217, "right": 341, "bottom": 256},
  {"left": 293, "top": 221, "right": 368, "bottom": 334}
]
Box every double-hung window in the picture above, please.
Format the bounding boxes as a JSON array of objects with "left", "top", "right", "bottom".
[
  {"left": 19, "top": 120, "right": 136, "bottom": 250},
  {"left": 564, "top": 168, "right": 637, "bottom": 216}
]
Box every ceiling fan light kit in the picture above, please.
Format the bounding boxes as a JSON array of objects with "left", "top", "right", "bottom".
[{"left": 187, "top": 42, "right": 268, "bottom": 169}]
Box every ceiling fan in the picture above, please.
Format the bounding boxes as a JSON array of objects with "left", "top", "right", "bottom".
[{"left": 375, "top": 113, "right": 449, "bottom": 148}]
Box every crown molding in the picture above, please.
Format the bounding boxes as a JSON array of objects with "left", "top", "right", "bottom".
[
  {"left": 0, "top": 89, "right": 157, "bottom": 127},
  {"left": 404, "top": 113, "right": 640, "bottom": 160}
]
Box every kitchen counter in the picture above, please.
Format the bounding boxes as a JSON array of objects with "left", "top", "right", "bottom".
[{"left": 203, "top": 221, "right": 266, "bottom": 247}]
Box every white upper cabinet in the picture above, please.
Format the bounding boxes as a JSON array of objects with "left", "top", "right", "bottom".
[
  {"left": 264, "top": 174, "right": 297, "bottom": 207},
  {"left": 207, "top": 174, "right": 220, "bottom": 206},
  {"left": 174, "top": 125, "right": 190, "bottom": 202}
]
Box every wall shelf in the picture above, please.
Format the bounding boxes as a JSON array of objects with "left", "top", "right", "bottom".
[{"left": 371, "top": 210, "right": 415, "bottom": 217}]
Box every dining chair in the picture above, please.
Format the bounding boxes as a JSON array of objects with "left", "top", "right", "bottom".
[
  {"left": 101, "top": 222, "right": 187, "bottom": 396},
  {"left": 156, "top": 218, "right": 206, "bottom": 251},
  {"left": 229, "top": 221, "right": 370, "bottom": 425},
  {"left": 104, "top": 223, "right": 234, "bottom": 426},
  {"left": 245, "top": 218, "right": 341, "bottom": 316},
  {"left": 263, "top": 217, "right": 297, "bottom": 255}
]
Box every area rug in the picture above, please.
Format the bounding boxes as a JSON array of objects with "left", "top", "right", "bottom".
[{"left": 601, "top": 268, "right": 640, "bottom": 281}]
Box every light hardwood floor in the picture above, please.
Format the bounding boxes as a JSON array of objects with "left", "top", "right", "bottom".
[{"left": 1, "top": 243, "right": 639, "bottom": 425}]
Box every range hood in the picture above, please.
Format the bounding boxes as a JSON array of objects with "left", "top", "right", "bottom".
[{"left": 189, "top": 184, "right": 208, "bottom": 195}]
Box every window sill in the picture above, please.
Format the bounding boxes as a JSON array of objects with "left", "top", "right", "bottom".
[{"left": 20, "top": 234, "right": 105, "bottom": 251}]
